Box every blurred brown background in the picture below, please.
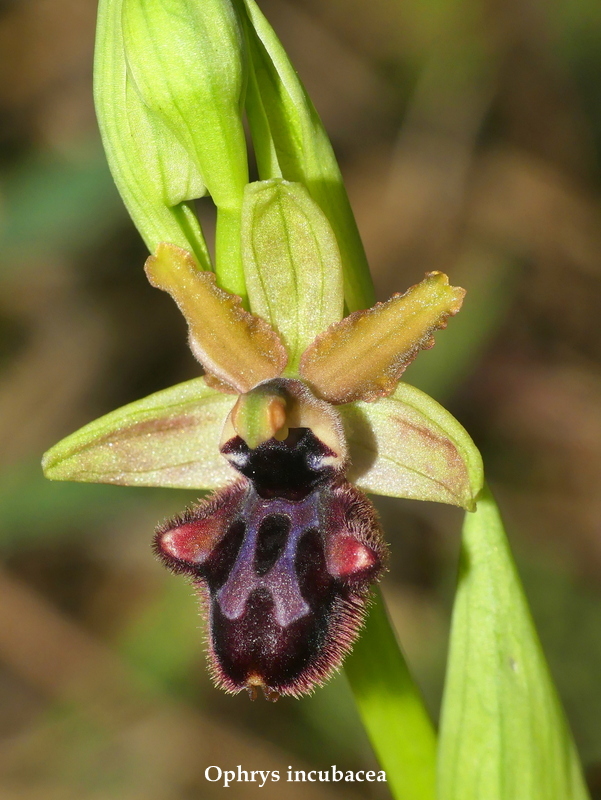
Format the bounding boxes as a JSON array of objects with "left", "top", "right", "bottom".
[{"left": 2, "top": 0, "right": 601, "bottom": 797}]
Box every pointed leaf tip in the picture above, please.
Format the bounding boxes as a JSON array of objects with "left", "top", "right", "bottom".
[
  {"left": 300, "top": 272, "right": 465, "bottom": 404},
  {"left": 145, "top": 243, "right": 287, "bottom": 393}
]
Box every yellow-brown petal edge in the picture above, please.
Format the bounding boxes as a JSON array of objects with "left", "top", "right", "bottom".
[
  {"left": 300, "top": 272, "right": 465, "bottom": 404},
  {"left": 146, "top": 243, "right": 288, "bottom": 393}
]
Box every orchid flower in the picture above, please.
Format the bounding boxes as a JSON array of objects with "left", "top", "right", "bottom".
[{"left": 43, "top": 179, "right": 482, "bottom": 699}]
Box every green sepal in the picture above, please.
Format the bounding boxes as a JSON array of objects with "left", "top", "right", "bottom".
[
  {"left": 42, "top": 378, "right": 237, "bottom": 490},
  {"left": 94, "top": 0, "right": 210, "bottom": 268},
  {"left": 438, "top": 485, "right": 590, "bottom": 800},
  {"left": 240, "top": 0, "right": 375, "bottom": 312},
  {"left": 121, "top": 0, "right": 249, "bottom": 296},
  {"left": 340, "top": 382, "right": 483, "bottom": 510},
  {"left": 242, "top": 180, "right": 344, "bottom": 371}
]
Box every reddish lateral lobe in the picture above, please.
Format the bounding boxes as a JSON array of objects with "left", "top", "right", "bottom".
[
  {"left": 327, "top": 535, "right": 379, "bottom": 580},
  {"left": 155, "top": 482, "right": 248, "bottom": 571},
  {"left": 155, "top": 430, "right": 387, "bottom": 699}
]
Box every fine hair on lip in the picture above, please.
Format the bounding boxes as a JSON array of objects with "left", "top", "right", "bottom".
[{"left": 155, "top": 422, "right": 387, "bottom": 699}]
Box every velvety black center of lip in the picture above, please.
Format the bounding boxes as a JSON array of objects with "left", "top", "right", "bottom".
[
  {"left": 255, "top": 513, "right": 291, "bottom": 576},
  {"left": 221, "top": 428, "right": 336, "bottom": 500},
  {"left": 295, "top": 526, "right": 333, "bottom": 602},
  {"left": 204, "top": 519, "right": 246, "bottom": 591}
]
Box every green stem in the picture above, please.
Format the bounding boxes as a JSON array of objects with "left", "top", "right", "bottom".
[
  {"left": 344, "top": 588, "right": 437, "bottom": 800},
  {"left": 240, "top": 0, "right": 376, "bottom": 312},
  {"left": 215, "top": 206, "right": 247, "bottom": 304}
]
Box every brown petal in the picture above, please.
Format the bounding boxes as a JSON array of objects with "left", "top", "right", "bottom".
[
  {"left": 300, "top": 272, "right": 465, "bottom": 404},
  {"left": 146, "top": 243, "right": 287, "bottom": 393}
]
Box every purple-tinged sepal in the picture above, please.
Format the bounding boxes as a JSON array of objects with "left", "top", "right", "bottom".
[
  {"left": 341, "top": 381, "right": 483, "bottom": 510},
  {"left": 42, "top": 377, "right": 237, "bottom": 490}
]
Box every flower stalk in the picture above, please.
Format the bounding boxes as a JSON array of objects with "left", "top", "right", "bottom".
[{"left": 345, "top": 589, "right": 437, "bottom": 800}]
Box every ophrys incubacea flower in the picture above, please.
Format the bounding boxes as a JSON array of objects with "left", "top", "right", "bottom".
[{"left": 43, "top": 180, "right": 482, "bottom": 699}]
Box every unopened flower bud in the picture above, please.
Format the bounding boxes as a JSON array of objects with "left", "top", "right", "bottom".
[{"left": 95, "top": 0, "right": 249, "bottom": 294}]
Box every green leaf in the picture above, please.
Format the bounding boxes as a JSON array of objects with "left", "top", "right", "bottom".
[
  {"left": 122, "top": 0, "right": 249, "bottom": 296},
  {"left": 94, "top": 0, "right": 210, "bottom": 269},
  {"left": 242, "top": 180, "right": 344, "bottom": 370},
  {"left": 239, "top": 0, "right": 375, "bottom": 312},
  {"left": 42, "top": 378, "right": 237, "bottom": 490},
  {"left": 345, "top": 588, "right": 437, "bottom": 800},
  {"left": 339, "top": 382, "right": 483, "bottom": 510},
  {"left": 438, "top": 485, "right": 590, "bottom": 800}
]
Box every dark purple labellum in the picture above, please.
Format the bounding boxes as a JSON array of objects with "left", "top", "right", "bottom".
[{"left": 155, "top": 428, "right": 387, "bottom": 699}]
